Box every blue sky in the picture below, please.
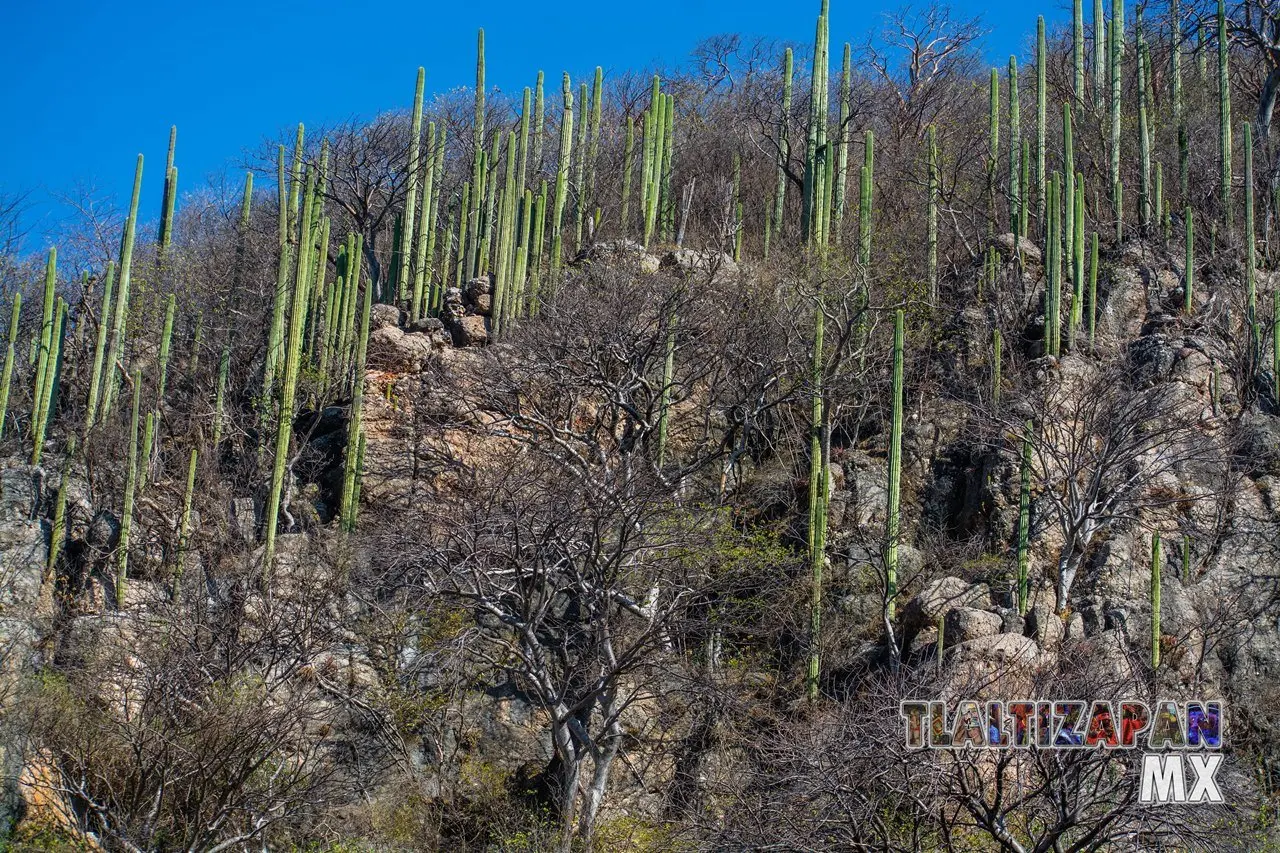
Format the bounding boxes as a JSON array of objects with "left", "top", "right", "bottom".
[{"left": 1, "top": 0, "right": 1052, "bottom": 253}]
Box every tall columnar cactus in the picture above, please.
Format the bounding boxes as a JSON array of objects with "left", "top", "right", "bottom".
[
  {"left": 1046, "top": 174, "right": 1061, "bottom": 357},
  {"left": 572, "top": 78, "right": 591, "bottom": 252},
  {"left": 1016, "top": 419, "right": 1033, "bottom": 615},
  {"left": 550, "top": 73, "right": 574, "bottom": 279},
  {"left": 118, "top": 368, "right": 142, "bottom": 609},
  {"left": 263, "top": 173, "right": 318, "bottom": 576},
  {"left": 1073, "top": 0, "right": 1085, "bottom": 104},
  {"left": 660, "top": 94, "right": 677, "bottom": 242},
  {"left": 805, "top": 293, "right": 826, "bottom": 702},
  {"left": 398, "top": 68, "right": 426, "bottom": 306},
  {"left": 83, "top": 263, "right": 115, "bottom": 433},
  {"left": 1008, "top": 57, "right": 1021, "bottom": 237},
  {"left": 263, "top": 146, "right": 291, "bottom": 399},
  {"left": 801, "top": 0, "right": 830, "bottom": 245},
  {"left": 48, "top": 439, "right": 75, "bottom": 576},
  {"left": 32, "top": 248, "right": 57, "bottom": 451},
  {"left": 583, "top": 66, "right": 603, "bottom": 247},
  {"left": 517, "top": 88, "right": 531, "bottom": 201},
  {"left": 1185, "top": 206, "right": 1195, "bottom": 313},
  {"left": 288, "top": 124, "right": 305, "bottom": 233},
  {"left": 886, "top": 309, "right": 904, "bottom": 623},
  {"left": 158, "top": 126, "right": 177, "bottom": 251},
  {"left": 1063, "top": 102, "right": 1075, "bottom": 283},
  {"left": 1156, "top": 162, "right": 1166, "bottom": 242},
  {"left": 621, "top": 116, "right": 636, "bottom": 236},
  {"left": 1020, "top": 140, "right": 1031, "bottom": 240},
  {"left": 342, "top": 266, "right": 373, "bottom": 532},
  {"left": 532, "top": 71, "right": 546, "bottom": 177},
  {"left": 1036, "top": 18, "right": 1047, "bottom": 231},
  {"left": 927, "top": 125, "right": 938, "bottom": 303},
  {"left": 1219, "top": 0, "right": 1232, "bottom": 235},
  {"left": 0, "top": 293, "right": 18, "bottom": 440},
  {"left": 467, "top": 30, "right": 487, "bottom": 282},
  {"left": 31, "top": 298, "right": 65, "bottom": 467},
  {"left": 833, "top": 43, "right": 852, "bottom": 237},
  {"left": 1110, "top": 0, "right": 1122, "bottom": 236},
  {"left": 1071, "top": 172, "right": 1085, "bottom": 348},
  {"left": 1094, "top": 0, "right": 1107, "bottom": 106},
  {"left": 774, "top": 48, "right": 794, "bottom": 247},
  {"left": 1151, "top": 531, "right": 1162, "bottom": 668},
  {"left": 1182, "top": 534, "right": 1192, "bottom": 583}
]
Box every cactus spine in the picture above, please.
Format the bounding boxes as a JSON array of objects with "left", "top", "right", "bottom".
[
  {"left": 1151, "top": 531, "right": 1162, "bottom": 668},
  {"left": 1016, "top": 420, "right": 1033, "bottom": 615},
  {"left": 886, "top": 309, "right": 904, "bottom": 624},
  {"left": 118, "top": 369, "right": 142, "bottom": 609}
]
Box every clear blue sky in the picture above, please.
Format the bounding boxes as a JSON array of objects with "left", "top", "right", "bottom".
[{"left": 1, "top": 0, "right": 1053, "bottom": 254}]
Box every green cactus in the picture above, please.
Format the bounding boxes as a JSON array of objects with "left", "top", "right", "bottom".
[
  {"left": 1063, "top": 101, "right": 1074, "bottom": 283},
  {"left": 342, "top": 269, "right": 373, "bottom": 532},
  {"left": 801, "top": 0, "right": 829, "bottom": 245},
  {"left": 1020, "top": 140, "right": 1030, "bottom": 241},
  {"left": 1094, "top": 0, "right": 1106, "bottom": 107},
  {"left": 140, "top": 411, "right": 154, "bottom": 486},
  {"left": 212, "top": 346, "right": 230, "bottom": 452},
  {"left": 1071, "top": 172, "right": 1085, "bottom": 348},
  {"left": 1155, "top": 162, "right": 1166, "bottom": 243},
  {"left": 833, "top": 42, "right": 852, "bottom": 237},
  {"left": 517, "top": 88, "right": 531, "bottom": 202},
  {"left": 550, "top": 73, "right": 574, "bottom": 278},
  {"left": 288, "top": 123, "right": 305, "bottom": 233},
  {"left": 156, "top": 293, "right": 176, "bottom": 403},
  {"left": 1016, "top": 419, "right": 1033, "bottom": 615},
  {"left": 660, "top": 94, "right": 676, "bottom": 242},
  {"left": 263, "top": 147, "right": 291, "bottom": 398},
  {"left": 532, "top": 71, "right": 545, "bottom": 177},
  {"left": 84, "top": 264, "right": 113, "bottom": 432},
  {"left": 48, "top": 438, "right": 75, "bottom": 576},
  {"left": 657, "top": 314, "right": 677, "bottom": 467},
  {"left": 398, "top": 67, "right": 426, "bottom": 308},
  {"left": 158, "top": 126, "right": 177, "bottom": 251},
  {"left": 118, "top": 368, "right": 142, "bottom": 609},
  {"left": 1219, "top": 0, "right": 1232, "bottom": 235},
  {"left": 1046, "top": 174, "right": 1060, "bottom": 357},
  {"left": 573, "top": 78, "right": 591, "bottom": 253},
  {"left": 621, "top": 115, "right": 636, "bottom": 237},
  {"left": 1151, "top": 531, "right": 1162, "bottom": 668},
  {"left": 32, "top": 248, "right": 57, "bottom": 454},
  {"left": 1073, "top": 0, "right": 1085, "bottom": 104},
  {"left": 263, "top": 172, "right": 318, "bottom": 576},
  {"left": 805, "top": 293, "right": 826, "bottom": 701},
  {"left": 1182, "top": 534, "right": 1192, "bottom": 583},
  {"left": 1185, "top": 206, "right": 1195, "bottom": 313},
  {"left": 582, "top": 66, "right": 603, "bottom": 248}
]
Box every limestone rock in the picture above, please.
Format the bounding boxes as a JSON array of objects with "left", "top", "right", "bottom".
[
  {"left": 901, "top": 576, "right": 992, "bottom": 640},
  {"left": 368, "top": 325, "right": 436, "bottom": 373},
  {"left": 943, "top": 607, "right": 1003, "bottom": 643},
  {"left": 370, "top": 303, "right": 401, "bottom": 331},
  {"left": 1025, "top": 603, "right": 1065, "bottom": 650}
]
